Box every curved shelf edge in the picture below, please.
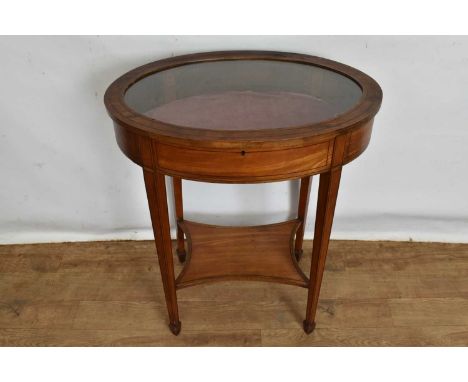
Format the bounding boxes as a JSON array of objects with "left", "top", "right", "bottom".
[{"left": 175, "top": 219, "right": 310, "bottom": 289}]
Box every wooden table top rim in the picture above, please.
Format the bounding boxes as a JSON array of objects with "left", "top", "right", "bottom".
[{"left": 104, "top": 50, "right": 383, "bottom": 144}]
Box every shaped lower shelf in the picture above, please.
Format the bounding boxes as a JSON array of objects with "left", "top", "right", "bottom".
[{"left": 175, "top": 219, "right": 309, "bottom": 289}]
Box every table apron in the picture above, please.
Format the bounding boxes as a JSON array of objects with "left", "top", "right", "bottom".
[
  {"left": 113, "top": 119, "right": 374, "bottom": 182},
  {"left": 156, "top": 141, "right": 331, "bottom": 182}
]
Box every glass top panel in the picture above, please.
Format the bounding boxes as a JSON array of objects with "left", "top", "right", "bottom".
[{"left": 124, "top": 60, "right": 362, "bottom": 130}]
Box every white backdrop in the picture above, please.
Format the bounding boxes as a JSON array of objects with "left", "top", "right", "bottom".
[{"left": 1, "top": 36, "right": 467, "bottom": 244}]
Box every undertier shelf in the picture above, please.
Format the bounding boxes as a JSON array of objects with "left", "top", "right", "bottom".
[{"left": 175, "top": 219, "right": 309, "bottom": 289}]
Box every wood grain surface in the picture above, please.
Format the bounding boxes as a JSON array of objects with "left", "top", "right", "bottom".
[
  {"left": 176, "top": 220, "right": 308, "bottom": 288},
  {"left": 1, "top": 239, "right": 468, "bottom": 346}
]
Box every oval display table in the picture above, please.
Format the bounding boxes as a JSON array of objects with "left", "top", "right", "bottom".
[{"left": 104, "top": 51, "right": 382, "bottom": 335}]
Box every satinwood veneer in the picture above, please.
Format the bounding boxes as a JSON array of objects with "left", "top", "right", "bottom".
[{"left": 104, "top": 50, "right": 382, "bottom": 335}]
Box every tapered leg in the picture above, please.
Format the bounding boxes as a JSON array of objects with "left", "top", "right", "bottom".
[
  {"left": 303, "top": 167, "right": 342, "bottom": 334},
  {"left": 143, "top": 169, "right": 181, "bottom": 335},
  {"left": 294, "top": 176, "right": 312, "bottom": 261},
  {"left": 172, "top": 177, "right": 186, "bottom": 263}
]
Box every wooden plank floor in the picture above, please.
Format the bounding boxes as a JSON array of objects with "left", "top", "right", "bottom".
[{"left": 1, "top": 240, "right": 468, "bottom": 346}]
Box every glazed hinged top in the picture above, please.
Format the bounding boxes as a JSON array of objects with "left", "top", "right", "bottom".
[
  {"left": 104, "top": 51, "right": 382, "bottom": 146},
  {"left": 125, "top": 60, "right": 362, "bottom": 131}
]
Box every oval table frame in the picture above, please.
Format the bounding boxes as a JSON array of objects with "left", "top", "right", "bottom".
[{"left": 104, "top": 51, "right": 383, "bottom": 335}]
